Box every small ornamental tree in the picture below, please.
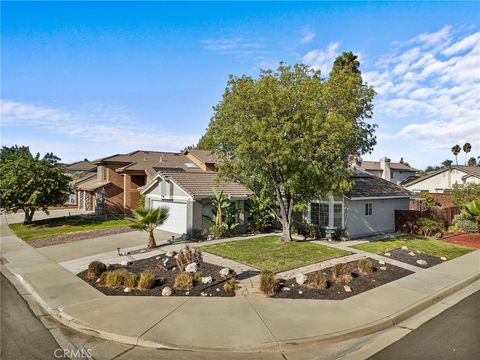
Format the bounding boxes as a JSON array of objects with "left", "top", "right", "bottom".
[
  {"left": 127, "top": 207, "right": 169, "bottom": 248},
  {"left": 0, "top": 145, "right": 69, "bottom": 224},
  {"left": 198, "top": 55, "right": 376, "bottom": 241}
]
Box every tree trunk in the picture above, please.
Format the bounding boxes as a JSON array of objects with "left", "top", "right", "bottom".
[
  {"left": 23, "top": 208, "right": 35, "bottom": 224},
  {"left": 280, "top": 219, "right": 292, "bottom": 241},
  {"left": 147, "top": 231, "right": 156, "bottom": 249}
]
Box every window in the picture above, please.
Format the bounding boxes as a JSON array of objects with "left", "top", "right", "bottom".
[
  {"left": 98, "top": 166, "right": 107, "bottom": 181},
  {"left": 319, "top": 203, "right": 329, "bottom": 227},
  {"left": 310, "top": 203, "right": 319, "bottom": 226},
  {"left": 365, "top": 203, "right": 373, "bottom": 216},
  {"left": 334, "top": 204, "right": 343, "bottom": 227}
]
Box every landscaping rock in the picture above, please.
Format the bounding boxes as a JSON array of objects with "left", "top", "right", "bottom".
[
  {"left": 295, "top": 273, "right": 308, "bottom": 285},
  {"left": 219, "top": 268, "right": 230, "bottom": 277},
  {"left": 408, "top": 251, "right": 416, "bottom": 256},
  {"left": 155, "top": 256, "right": 161, "bottom": 260},
  {"left": 440, "top": 256, "right": 447, "bottom": 261},
  {"left": 200, "top": 292, "right": 208, "bottom": 297},
  {"left": 165, "top": 251, "right": 176, "bottom": 257},
  {"left": 378, "top": 260, "right": 385, "bottom": 265},
  {"left": 120, "top": 260, "right": 130, "bottom": 266},
  {"left": 185, "top": 291, "right": 190, "bottom": 296},
  {"left": 281, "top": 287, "right": 291, "bottom": 292},
  {"left": 124, "top": 287, "right": 132, "bottom": 293},
  {"left": 298, "top": 290, "right": 303, "bottom": 295},
  {"left": 185, "top": 262, "right": 198, "bottom": 273},
  {"left": 401, "top": 246, "right": 409, "bottom": 250},
  {"left": 161, "top": 287, "right": 173, "bottom": 296},
  {"left": 140, "top": 250, "right": 146, "bottom": 253},
  {"left": 343, "top": 285, "right": 352, "bottom": 292},
  {"left": 201, "top": 276, "right": 213, "bottom": 285},
  {"left": 416, "top": 259, "right": 428, "bottom": 267},
  {"left": 380, "top": 266, "right": 387, "bottom": 271},
  {"left": 384, "top": 252, "right": 392, "bottom": 257},
  {"left": 96, "top": 278, "right": 101, "bottom": 283},
  {"left": 435, "top": 232, "right": 443, "bottom": 239},
  {"left": 216, "top": 288, "right": 221, "bottom": 292}
]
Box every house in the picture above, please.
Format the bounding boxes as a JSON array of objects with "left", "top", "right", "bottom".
[
  {"left": 73, "top": 150, "right": 220, "bottom": 214},
  {"left": 66, "top": 159, "right": 96, "bottom": 175},
  {"left": 140, "top": 169, "right": 251, "bottom": 235},
  {"left": 358, "top": 157, "right": 417, "bottom": 185},
  {"left": 403, "top": 166, "right": 480, "bottom": 194},
  {"left": 306, "top": 170, "right": 414, "bottom": 239}
]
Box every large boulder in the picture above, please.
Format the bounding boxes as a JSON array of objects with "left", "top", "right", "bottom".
[
  {"left": 201, "top": 276, "right": 213, "bottom": 285},
  {"left": 185, "top": 262, "right": 198, "bottom": 273},
  {"left": 162, "top": 287, "right": 173, "bottom": 296}
]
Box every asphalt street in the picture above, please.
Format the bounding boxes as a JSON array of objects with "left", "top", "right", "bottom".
[{"left": 369, "top": 290, "right": 480, "bottom": 360}]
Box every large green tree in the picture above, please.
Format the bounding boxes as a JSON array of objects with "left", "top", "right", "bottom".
[
  {"left": 198, "top": 56, "right": 376, "bottom": 240},
  {"left": 0, "top": 146, "right": 70, "bottom": 224}
]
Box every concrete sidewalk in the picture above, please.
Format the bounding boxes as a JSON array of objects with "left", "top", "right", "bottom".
[{"left": 1, "top": 216, "right": 479, "bottom": 352}]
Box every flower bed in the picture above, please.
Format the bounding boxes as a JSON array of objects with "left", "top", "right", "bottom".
[
  {"left": 272, "top": 259, "right": 413, "bottom": 300},
  {"left": 381, "top": 248, "right": 445, "bottom": 268},
  {"left": 78, "top": 253, "right": 237, "bottom": 297}
]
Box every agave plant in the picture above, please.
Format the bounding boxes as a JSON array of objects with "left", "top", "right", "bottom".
[
  {"left": 127, "top": 207, "right": 169, "bottom": 248},
  {"left": 461, "top": 199, "right": 480, "bottom": 231}
]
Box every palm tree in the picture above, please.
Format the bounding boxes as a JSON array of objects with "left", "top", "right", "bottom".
[
  {"left": 441, "top": 159, "right": 453, "bottom": 167},
  {"left": 468, "top": 157, "right": 477, "bottom": 166},
  {"left": 451, "top": 145, "right": 461, "bottom": 165},
  {"left": 461, "top": 199, "right": 480, "bottom": 231},
  {"left": 463, "top": 143, "right": 472, "bottom": 165},
  {"left": 211, "top": 189, "right": 230, "bottom": 226},
  {"left": 127, "top": 207, "right": 169, "bottom": 249}
]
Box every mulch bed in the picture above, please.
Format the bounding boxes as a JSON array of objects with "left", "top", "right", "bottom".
[
  {"left": 272, "top": 259, "right": 413, "bottom": 300},
  {"left": 29, "top": 226, "right": 135, "bottom": 248},
  {"left": 441, "top": 233, "right": 480, "bottom": 249},
  {"left": 381, "top": 248, "right": 444, "bottom": 268},
  {"left": 77, "top": 254, "right": 236, "bottom": 297}
]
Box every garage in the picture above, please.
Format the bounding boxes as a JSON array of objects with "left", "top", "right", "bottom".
[{"left": 151, "top": 200, "right": 187, "bottom": 234}]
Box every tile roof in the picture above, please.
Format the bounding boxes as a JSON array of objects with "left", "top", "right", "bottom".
[
  {"left": 346, "top": 170, "right": 414, "bottom": 198},
  {"left": 70, "top": 173, "right": 96, "bottom": 187},
  {"left": 66, "top": 160, "right": 95, "bottom": 172},
  {"left": 360, "top": 161, "right": 417, "bottom": 172},
  {"left": 158, "top": 170, "right": 252, "bottom": 198},
  {"left": 185, "top": 149, "right": 219, "bottom": 164}
]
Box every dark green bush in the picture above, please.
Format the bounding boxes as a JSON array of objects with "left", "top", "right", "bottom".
[{"left": 87, "top": 261, "right": 106, "bottom": 278}]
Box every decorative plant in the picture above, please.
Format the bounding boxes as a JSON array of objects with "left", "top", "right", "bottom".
[
  {"left": 307, "top": 273, "right": 328, "bottom": 289},
  {"left": 461, "top": 199, "right": 480, "bottom": 231},
  {"left": 127, "top": 207, "right": 169, "bottom": 248},
  {"left": 174, "top": 272, "right": 193, "bottom": 290},
  {"left": 87, "top": 261, "right": 106, "bottom": 278},
  {"left": 211, "top": 189, "right": 231, "bottom": 226},
  {"left": 175, "top": 245, "right": 203, "bottom": 271},
  {"left": 357, "top": 259, "right": 374, "bottom": 274},
  {"left": 449, "top": 213, "right": 479, "bottom": 233},
  {"left": 418, "top": 216, "right": 444, "bottom": 237},
  {"left": 138, "top": 270, "right": 156, "bottom": 290},
  {"left": 332, "top": 263, "right": 352, "bottom": 283},
  {"left": 247, "top": 196, "right": 277, "bottom": 233},
  {"left": 223, "top": 278, "right": 239, "bottom": 292},
  {"left": 204, "top": 189, "right": 239, "bottom": 237},
  {"left": 259, "top": 271, "right": 276, "bottom": 296}
]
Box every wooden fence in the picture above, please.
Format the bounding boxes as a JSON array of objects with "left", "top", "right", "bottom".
[{"left": 395, "top": 206, "right": 460, "bottom": 234}]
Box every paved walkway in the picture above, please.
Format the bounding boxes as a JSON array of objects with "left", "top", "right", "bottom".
[
  {"left": 1, "top": 216, "right": 479, "bottom": 351},
  {"left": 3, "top": 208, "right": 93, "bottom": 224}
]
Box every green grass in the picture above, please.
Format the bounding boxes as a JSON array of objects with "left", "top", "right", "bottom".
[
  {"left": 352, "top": 235, "right": 472, "bottom": 259},
  {"left": 200, "top": 235, "right": 351, "bottom": 273},
  {"left": 9, "top": 216, "right": 133, "bottom": 241}
]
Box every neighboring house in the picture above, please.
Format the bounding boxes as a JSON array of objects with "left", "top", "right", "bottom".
[
  {"left": 305, "top": 170, "right": 414, "bottom": 239},
  {"left": 65, "top": 159, "right": 95, "bottom": 205},
  {"left": 403, "top": 166, "right": 480, "bottom": 194},
  {"left": 359, "top": 157, "right": 417, "bottom": 185},
  {"left": 73, "top": 150, "right": 218, "bottom": 214},
  {"left": 141, "top": 169, "right": 251, "bottom": 235}
]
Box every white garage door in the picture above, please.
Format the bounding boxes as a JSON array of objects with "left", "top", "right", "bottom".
[{"left": 151, "top": 200, "right": 187, "bottom": 234}]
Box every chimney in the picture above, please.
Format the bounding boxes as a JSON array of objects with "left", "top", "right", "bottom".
[
  {"left": 379, "top": 157, "right": 391, "bottom": 181},
  {"left": 159, "top": 156, "right": 163, "bottom": 163}
]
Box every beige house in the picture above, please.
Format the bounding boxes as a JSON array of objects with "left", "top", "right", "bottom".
[
  {"left": 404, "top": 166, "right": 480, "bottom": 193},
  {"left": 358, "top": 157, "right": 417, "bottom": 185}
]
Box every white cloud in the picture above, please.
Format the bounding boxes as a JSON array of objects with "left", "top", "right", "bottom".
[
  {"left": 300, "top": 30, "right": 315, "bottom": 44},
  {"left": 302, "top": 42, "right": 340, "bottom": 74},
  {"left": 0, "top": 100, "right": 200, "bottom": 162}
]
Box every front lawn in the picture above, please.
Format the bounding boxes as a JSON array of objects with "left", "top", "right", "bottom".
[
  {"left": 200, "top": 236, "right": 351, "bottom": 273},
  {"left": 352, "top": 235, "right": 472, "bottom": 260},
  {"left": 9, "top": 216, "right": 133, "bottom": 241}
]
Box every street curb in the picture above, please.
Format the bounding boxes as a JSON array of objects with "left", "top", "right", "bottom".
[{"left": 3, "top": 256, "right": 479, "bottom": 353}]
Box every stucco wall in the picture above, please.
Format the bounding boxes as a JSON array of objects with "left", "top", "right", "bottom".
[
  {"left": 344, "top": 198, "right": 410, "bottom": 238},
  {"left": 391, "top": 170, "right": 415, "bottom": 184},
  {"left": 405, "top": 168, "right": 470, "bottom": 193}
]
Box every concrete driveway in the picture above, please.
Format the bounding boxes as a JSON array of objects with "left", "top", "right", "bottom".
[{"left": 4, "top": 208, "right": 93, "bottom": 224}]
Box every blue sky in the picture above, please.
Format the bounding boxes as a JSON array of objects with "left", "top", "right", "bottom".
[{"left": 1, "top": 1, "right": 479, "bottom": 168}]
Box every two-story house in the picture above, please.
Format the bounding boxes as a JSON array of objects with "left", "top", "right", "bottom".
[{"left": 358, "top": 157, "right": 418, "bottom": 185}]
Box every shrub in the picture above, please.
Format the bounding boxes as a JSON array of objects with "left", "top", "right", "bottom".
[
  {"left": 176, "top": 245, "right": 203, "bottom": 271},
  {"left": 223, "top": 278, "right": 239, "bottom": 292},
  {"left": 450, "top": 213, "right": 479, "bottom": 233},
  {"left": 87, "top": 261, "right": 107, "bottom": 278},
  {"left": 358, "top": 259, "right": 373, "bottom": 274},
  {"left": 103, "top": 269, "right": 129, "bottom": 288},
  {"left": 307, "top": 272, "right": 328, "bottom": 289},
  {"left": 138, "top": 270, "right": 156, "bottom": 290},
  {"left": 418, "top": 216, "right": 444, "bottom": 237},
  {"left": 209, "top": 224, "right": 229, "bottom": 239},
  {"left": 174, "top": 272, "right": 193, "bottom": 290},
  {"left": 331, "top": 228, "right": 346, "bottom": 241},
  {"left": 292, "top": 222, "right": 325, "bottom": 239},
  {"left": 259, "top": 271, "right": 276, "bottom": 296},
  {"left": 123, "top": 272, "right": 138, "bottom": 289},
  {"left": 193, "top": 271, "right": 203, "bottom": 282},
  {"left": 332, "top": 263, "right": 352, "bottom": 283}
]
